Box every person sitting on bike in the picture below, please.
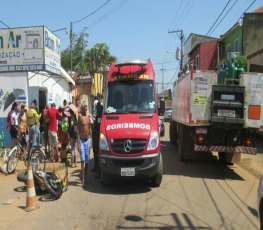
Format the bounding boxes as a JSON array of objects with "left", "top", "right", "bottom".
[{"left": 26, "top": 101, "right": 41, "bottom": 158}]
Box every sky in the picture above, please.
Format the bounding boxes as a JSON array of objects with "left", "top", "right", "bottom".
[{"left": 1, "top": 0, "right": 262, "bottom": 93}]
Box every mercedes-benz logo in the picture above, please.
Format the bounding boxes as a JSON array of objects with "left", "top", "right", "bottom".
[{"left": 124, "top": 139, "right": 132, "bottom": 152}]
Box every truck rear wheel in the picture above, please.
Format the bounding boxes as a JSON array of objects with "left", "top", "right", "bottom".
[
  {"left": 150, "top": 154, "right": 163, "bottom": 187},
  {"left": 218, "top": 152, "right": 227, "bottom": 163},
  {"left": 218, "top": 152, "right": 234, "bottom": 165},
  {"left": 178, "top": 124, "right": 194, "bottom": 161},
  {"left": 169, "top": 121, "right": 178, "bottom": 145}
]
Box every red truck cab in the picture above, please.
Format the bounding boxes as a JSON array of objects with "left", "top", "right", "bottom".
[{"left": 99, "top": 60, "right": 163, "bottom": 186}]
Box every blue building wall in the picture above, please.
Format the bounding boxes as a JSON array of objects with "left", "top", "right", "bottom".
[{"left": 0, "top": 117, "right": 11, "bottom": 147}]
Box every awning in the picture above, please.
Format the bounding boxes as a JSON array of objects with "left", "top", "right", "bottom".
[{"left": 61, "top": 67, "right": 75, "bottom": 86}]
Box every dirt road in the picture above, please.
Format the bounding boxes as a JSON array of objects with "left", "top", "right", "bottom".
[{"left": 0, "top": 122, "right": 261, "bottom": 229}]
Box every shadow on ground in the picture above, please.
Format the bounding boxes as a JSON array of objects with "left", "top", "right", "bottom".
[{"left": 161, "top": 140, "right": 244, "bottom": 181}]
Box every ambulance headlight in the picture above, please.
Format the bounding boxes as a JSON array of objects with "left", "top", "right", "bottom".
[
  {"left": 147, "top": 131, "right": 159, "bottom": 150},
  {"left": 100, "top": 133, "right": 109, "bottom": 151}
]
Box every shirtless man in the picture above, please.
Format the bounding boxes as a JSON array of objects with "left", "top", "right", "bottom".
[{"left": 78, "top": 104, "right": 92, "bottom": 188}]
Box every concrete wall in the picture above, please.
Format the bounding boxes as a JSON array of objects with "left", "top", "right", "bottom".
[
  {"left": 243, "top": 13, "right": 263, "bottom": 57},
  {"left": 28, "top": 72, "right": 71, "bottom": 108}
]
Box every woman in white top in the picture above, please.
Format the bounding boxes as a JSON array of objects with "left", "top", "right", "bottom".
[{"left": 10, "top": 102, "right": 19, "bottom": 148}]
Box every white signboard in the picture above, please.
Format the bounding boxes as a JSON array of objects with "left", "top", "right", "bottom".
[
  {"left": 0, "top": 26, "right": 61, "bottom": 75},
  {"left": 241, "top": 73, "right": 263, "bottom": 129},
  {"left": 190, "top": 71, "right": 217, "bottom": 125}
]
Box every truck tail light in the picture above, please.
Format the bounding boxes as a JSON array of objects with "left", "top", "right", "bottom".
[
  {"left": 197, "top": 135, "right": 204, "bottom": 144},
  {"left": 245, "top": 138, "right": 252, "bottom": 147}
]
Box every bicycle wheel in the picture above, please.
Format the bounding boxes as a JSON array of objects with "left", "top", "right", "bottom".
[
  {"left": 0, "top": 149, "right": 9, "bottom": 173},
  {"left": 30, "top": 148, "right": 46, "bottom": 171},
  {"left": 7, "top": 147, "right": 19, "bottom": 174}
]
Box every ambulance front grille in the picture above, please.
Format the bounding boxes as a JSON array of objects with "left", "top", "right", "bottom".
[{"left": 111, "top": 138, "right": 146, "bottom": 154}]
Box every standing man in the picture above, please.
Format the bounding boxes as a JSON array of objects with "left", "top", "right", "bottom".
[
  {"left": 93, "top": 96, "right": 98, "bottom": 117},
  {"left": 32, "top": 100, "right": 41, "bottom": 146},
  {"left": 78, "top": 104, "right": 92, "bottom": 188},
  {"left": 47, "top": 103, "right": 61, "bottom": 162},
  {"left": 42, "top": 104, "right": 50, "bottom": 155},
  {"left": 26, "top": 101, "right": 41, "bottom": 156},
  {"left": 92, "top": 101, "right": 103, "bottom": 178}
]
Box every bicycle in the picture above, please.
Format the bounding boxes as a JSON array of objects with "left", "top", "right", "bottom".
[
  {"left": 0, "top": 128, "right": 9, "bottom": 173},
  {"left": 7, "top": 134, "right": 46, "bottom": 174}
]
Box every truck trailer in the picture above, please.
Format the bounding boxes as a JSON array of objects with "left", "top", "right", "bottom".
[{"left": 169, "top": 69, "right": 263, "bottom": 163}]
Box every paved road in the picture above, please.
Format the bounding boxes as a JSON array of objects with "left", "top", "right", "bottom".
[{"left": 0, "top": 122, "right": 261, "bottom": 230}]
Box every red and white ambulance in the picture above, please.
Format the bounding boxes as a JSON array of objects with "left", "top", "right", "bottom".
[{"left": 99, "top": 60, "right": 163, "bottom": 186}]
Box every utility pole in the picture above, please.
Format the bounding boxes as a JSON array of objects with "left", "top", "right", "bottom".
[
  {"left": 168, "top": 29, "right": 184, "bottom": 72},
  {"left": 160, "top": 67, "right": 166, "bottom": 99},
  {"left": 70, "top": 22, "right": 73, "bottom": 77}
]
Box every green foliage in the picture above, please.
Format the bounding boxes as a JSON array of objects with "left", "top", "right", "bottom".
[
  {"left": 61, "top": 31, "right": 116, "bottom": 76},
  {"left": 84, "top": 43, "right": 117, "bottom": 76},
  {"left": 236, "top": 55, "right": 247, "bottom": 71},
  {"left": 60, "top": 29, "right": 88, "bottom": 73},
  {"left": 61, "top": 48, "right": 70, "bottom": 72}
]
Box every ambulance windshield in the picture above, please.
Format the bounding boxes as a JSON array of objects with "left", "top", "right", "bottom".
[{"left": 105, "top": 80, "right": 156, "bottom": 114}]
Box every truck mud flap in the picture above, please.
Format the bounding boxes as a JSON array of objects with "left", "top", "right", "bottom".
[{"left": 194, "top": 145, "right": 256, "bottom": 155}]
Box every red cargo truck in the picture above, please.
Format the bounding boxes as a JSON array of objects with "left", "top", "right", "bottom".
[{"left": 99, "top": 60, "right": 163, "bottom": 186}]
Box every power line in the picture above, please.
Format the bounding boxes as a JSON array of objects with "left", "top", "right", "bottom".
[
  {"left": 86, "top": 0, "right": 128, "bottom": 29},
  {"left": 176, "top": 0, "right": 192, "bottom": 27},
  {"left": 235, "top": 0, "right": 256, "bottom": 22},
  {"left": 176, "top": 0, "right": 195, "bottom": 29},
  {"left": 154, "top": 59, "right": 175, "bottom": 66},
  {"left": 72, "top": 0, "right": 112, "bottom": 24},
  {"left": 205, "top": 0, "right": 231, "bottom": 37},
  {"left": 0, "top": 20, "right": 10, "bottom": 28},
  {"left": 169, "top": 0, "right": 184, "bottom": 29},
  {"left": 209, "top": 0, "right": 239, "bottom": 36}
]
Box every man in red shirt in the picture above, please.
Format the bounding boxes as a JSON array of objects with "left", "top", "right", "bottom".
[{"left": 47, "top": 103, "right": 61, "bottom": 162}]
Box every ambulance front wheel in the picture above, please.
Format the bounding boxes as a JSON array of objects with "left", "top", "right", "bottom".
[{"left": 149, "top": 154, "right": 163, "bottom": 187}]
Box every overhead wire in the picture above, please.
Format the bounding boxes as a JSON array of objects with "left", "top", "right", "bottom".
[
  {"left": 205, "top": 0, "right": 231, "bottom": 37},
  {"left": 175, "top": 0, "right": 192, "bottom": 27},
  {"left": 235, "top": 0, "right": 257, "bottom": 22},
  {"left": 0, "top": 20, "right": 10, "bottom": 28},
  {"left": 176, "top": 0, "right": 195, "bottom": 29},
  {"left": 169, "top": 0, "right": 184, "bottom": 30},
  {"left": 209, "top": 0, "right": 239, "bottom": 36},
  {"left": 72, "top": 0, "right": 112, "bottom": 24},
  {"left": 196, "top": 0, "right": 257, "bottom": 66},
  {"left": 86, "top": 0, "right": 128, "bottom": 29}
]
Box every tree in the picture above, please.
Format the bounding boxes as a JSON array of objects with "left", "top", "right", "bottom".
[
  {"left": 84, "top": 43, "right": 116, "bottom": 76},
  {"left": 61, "top": 29, "right": 89, "bottom": 73},
  {"left": 61, "top": 33, "right": 116, "bottom": 77}
]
